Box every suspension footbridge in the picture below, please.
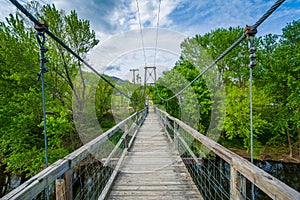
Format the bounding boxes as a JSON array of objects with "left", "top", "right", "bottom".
[
  {"left": 106, "top": 110, "right": 201, "bottom": 200},
  {"left": 2, "top": 108, "right": 300, "bottom": 200},
  {"left": 2, "top": 0, "right": 300, "bottom": 199}
]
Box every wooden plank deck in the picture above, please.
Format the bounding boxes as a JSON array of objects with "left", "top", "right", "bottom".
[{"left": 107, "top": 109, "right": 203, "bottom": 200}]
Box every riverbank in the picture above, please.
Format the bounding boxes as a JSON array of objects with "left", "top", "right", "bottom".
[
  {"left": 229, "top": 146, "right": 300, "bottom": 164},
  {"left": 218, "top": 138, "right": 300, "bottom": 163}
]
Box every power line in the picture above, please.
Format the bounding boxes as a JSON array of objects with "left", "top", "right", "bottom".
[
  {"left": 153, "top": 0, "right": 161, "bottom": 67},
  {"left": 135, "top": 0, "right": 147, "bottom": 67},
  {"left": 8, "top": 0, "right": 131, "bottom": 99},
  {"left": 152, "top": 0, "right": 164, "bottom": 103},
  {"left": 158, "top": 0, "right": 286, "bottom": 102}
]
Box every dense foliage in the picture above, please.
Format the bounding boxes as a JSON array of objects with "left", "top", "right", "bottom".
[
  {"left": 0, "top": 2, "right": 142, "bottom": 190},
  {"left": 154, "top": 21, "right": 300, "bottom": 160},
  {"left": 0, "top": 4, "right": 145, "bottom": 191}
]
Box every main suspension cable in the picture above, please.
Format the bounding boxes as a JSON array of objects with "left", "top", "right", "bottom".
[
  {"left": 135, "top": 0, "right": 147, "bottom": 67},
  {"left": 152, "top": 0, "right": 167, "bottom": 103},
  {"left": 158, "top": 0, "right": 286, "bottom": 102},
  {"left": 153, "top": 0, "right": 161, "bottom": 67},
  {"left": 8, "top": 0, "right": 131, "bottom": 99}
]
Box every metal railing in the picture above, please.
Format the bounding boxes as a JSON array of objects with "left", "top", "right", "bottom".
[
  {"left": 3, "top": 109, "right": 147, "bottom": 200},
  {"left": 156, "top": 107, "right": 300, "bottom": 200}
]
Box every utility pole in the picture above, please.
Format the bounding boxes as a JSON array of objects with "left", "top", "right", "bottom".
[
  {"left": 130, "top": 69, "right": 139, "bottom": 84},
  {"left": 136, "top": 74, "right": 142, "bottom": 84}
]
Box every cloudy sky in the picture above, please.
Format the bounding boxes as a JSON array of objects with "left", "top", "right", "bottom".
[{"left": 1, "top": 0, "right": 300, "bottom": 81}]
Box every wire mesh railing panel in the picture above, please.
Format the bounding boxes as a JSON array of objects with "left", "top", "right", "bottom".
[
  {"left": 31, "top": 134, "right": 125, "bottom": 200},
  {"left": 71, "top": 156, "right": 112, "bottom": 200},
  {"left": 166, "top": 118, "right": 175, "bottom": 140},
  {"left": 155, "top": 108, "right": 300, "bottom": 200},
  {"left": 234, "top": 173, "right": 273, "bottom": 200},
  {"left": 177, "top": 131, "right": 231, "bottom": 200},
  {"left": 3, "top": 109, "right": 147, "bottom": 200}
]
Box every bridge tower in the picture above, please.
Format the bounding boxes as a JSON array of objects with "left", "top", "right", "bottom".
[{"left": 144, "top": 66, "right": 157, "bottom": 86}]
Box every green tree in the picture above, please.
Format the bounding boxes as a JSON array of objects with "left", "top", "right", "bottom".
[
  {"left": 0, "top": 14, "right": 45, "bottom": 176},
  {"left": 258, "top": 20, "right": 300, "bottom": 157},
  {"left": 0, "top": 2, "right": 100, "bottom": 179},
  {"left": 181, "top": 27, "right": 249, "bottom": 87},
  {"left": 223, "top": 84, "right": 269, "bottom": 152},
  {"left": 155, "top": 58, "right": 211, "bottom": 131}
]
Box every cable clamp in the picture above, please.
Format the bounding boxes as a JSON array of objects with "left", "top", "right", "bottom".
[
  {"left": 37, "top": 68, "right": 49, "bottom": 81},
  {"left": 243, "top": 25, "right": 257, "bottom": 37},
  {"left": 34, "top": 21, "right": 48, "bottom": 32}
]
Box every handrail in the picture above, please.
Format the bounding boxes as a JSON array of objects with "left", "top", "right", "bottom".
[
  {"left": 156, "top": 108, "right": 300, "bottom": 200},
  {"left": 103, "top": 110, "right": 146, "bottom": 167},
  {"left": 3, "top": 109, "right": 147, "bottom": 200}
]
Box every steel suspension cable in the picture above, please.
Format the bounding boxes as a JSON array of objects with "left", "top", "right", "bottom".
[
  {"left": 132, "top": 0, "right": 147, "bottom": 104},
  {"left": 250, "top": 59, "right": 255, "bottom": 200},
  {"left": 135, "top": 0, "right": 147, "bottom": 67},
  {"left": 153, "top": 0, "right": 161, "bottom": 67},
  {"left": 158, "top": 0, "right": 286, "bottom": 102},
  {"left": 163, "top": 35, "right": 245, "bottom": 101},
  {"left": 152, "top": 0, "right": 172, "bottom": 104},
  {"left": 8, "top": 0, "right": 131, "bottom": 99},
  {"left": 152, "top": 0, "right": 168, "bottom": 103}
]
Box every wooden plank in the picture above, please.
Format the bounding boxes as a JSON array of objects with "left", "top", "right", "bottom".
[
  {"left": 113, "top": 184, "right": 196, "bottom": 191},
  {"left": 230, "top": 166, "right": 245, "bottom": 200},
  {"left": 109, "top": 190, "right": 200, "bottom": 196},
  {"left": 98, "top": 149, "right": 127, "bottom": 200},
  {"left": 64, "top": 169, "right": 72, "bottom": 200},
  {"left": 128, "top": 129, "right": 138, "bottom": 148},
  {"left": 55, "top": 179, "right": 66, "bottom": 200},
  {"left": 107, "top": 110, "right": 202, "bottom": 200},
  {"left": 109, "top": 196, "right": 200, "bottom": 200},
  {"left": 114, "top": 180, "right": 186, "bottom": 185},
  {"left": 115, "top": 172, "right": 190, "bottom": 178}
]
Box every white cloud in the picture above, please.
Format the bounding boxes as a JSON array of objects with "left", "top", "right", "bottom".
[
  {"left": 2, "top": 0, "right": 299, "bottom": 81},
  {"left": 1, "top": 0, "right": 18, "bottom": 22},
  {"left": 3, "top": 0, "right": 299, "bottom": 37},
  {"left": 174, "top": 0, "right": 299, "bottom": 36},
  {"left": 88, "top": 28, "right": 185, "bottom": 81}
]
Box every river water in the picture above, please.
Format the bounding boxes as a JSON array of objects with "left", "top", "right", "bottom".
[
  {"left": 188, "top": 157, "right": 300, "bottom": 200},
  {"left": 255, "top": 160, "right": 300, "bottom": 192}
]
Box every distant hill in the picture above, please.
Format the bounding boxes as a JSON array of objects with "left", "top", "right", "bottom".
[{"left": 105, "top": 75, "right": 127, "bottom": 85}]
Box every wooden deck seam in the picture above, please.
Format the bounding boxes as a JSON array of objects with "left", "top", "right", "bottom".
[{"left": 107, "top": 110, "right": 203, "bottom": 200}]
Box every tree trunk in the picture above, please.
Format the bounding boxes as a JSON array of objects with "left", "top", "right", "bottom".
[
  {"left": 78, "top": 65, "right": 86, "bottom": 125},
  {"left": 286, "top": 126, "right": 293, "bottom": 157}
]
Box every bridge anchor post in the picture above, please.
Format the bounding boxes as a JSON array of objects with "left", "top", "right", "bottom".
[
  {"left": 230, "top": 166, "right": 246, "bottom": 200},
  {"left": 64, "top": 169, "right": 73, "bottom": 200},
  {"left": 55, "top": 169, "right": 73, "bottom": 200},
  {"left": 55, "top": 179, "right": 66, "bottom": 200}
]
